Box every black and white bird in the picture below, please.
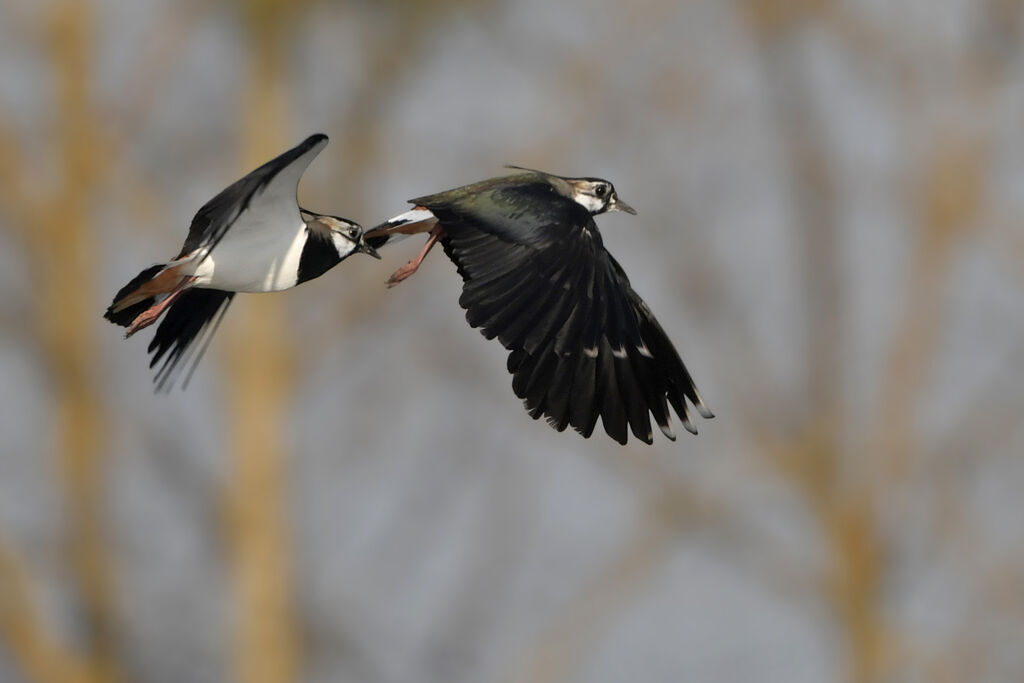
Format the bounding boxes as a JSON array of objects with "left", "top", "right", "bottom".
[
  {"left": 364, "top": 166, "right": 713, "bottom": 444},
  {"left": 105, "top": 134, "right": 379, "bottom": 389}
]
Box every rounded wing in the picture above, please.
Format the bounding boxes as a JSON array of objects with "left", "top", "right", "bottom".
[
  {"left": 419, "top": 178, "right": 712, "bottom": 444},
  {"left": 177, "top": 134, "right": 329, "bottom": 258}
]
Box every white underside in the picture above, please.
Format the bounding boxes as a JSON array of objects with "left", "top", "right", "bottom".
[
  {"left": 168, "top": 138, "right": 331, "bottom": 293},
  {"left": 182, "top": 212, "right": 309, "bottom": 292},
  {"left": 375, "top": 207, "right": 438, "bottom": 247},
  {"left": 387, "top": 206, "right": 436, "bottom": 226}
]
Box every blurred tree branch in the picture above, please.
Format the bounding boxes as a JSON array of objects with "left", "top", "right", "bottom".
[
  {"left": 736, "top": 2, "right": 1022, "bottom": 682},
  {"left": 114, "top": 0, "right": 212, "bottom": 141},
  {"left": 40, "top": 2, "right": 122, "bottom": 680},
  {"left": 0, "top": 114, "right": 42, "bottom": 240},
  {"left": 872, "top": 135, "right": 987, "bottom": 477},
  {"left": 513, "top": 443, "right": 818, "bottom": 683},
  {"left": 741, "top": 3, "right": 885, "bottom": 680},
  {"left": 511, "top": 514, "right": 675, "bottom": 683},
  {"left": 303, "top": 0, "right": 492, "bottom": 364},
  {"left": 219, "top": 2, "right": 311, "bottom": 683},
  {"left": 0, "top": 535, "right": 90, "bottom": 683},
  {"left": 0, "top": 1, "right": 122, "bottom": 681}
]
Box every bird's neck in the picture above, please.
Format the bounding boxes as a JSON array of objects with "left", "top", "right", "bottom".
[{"left": 296, "top": 227, "right": 343, "bottom": 284}]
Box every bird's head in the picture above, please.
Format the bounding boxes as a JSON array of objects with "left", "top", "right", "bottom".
[
  {"left": 306, "top": 212, "right": 380, "bottom": 259},
  {"left": 504, "top": 166, "right": 637, "bottom": 217},
  {"left": 565, "top": 177, "right": 637, "bottom": 216}
]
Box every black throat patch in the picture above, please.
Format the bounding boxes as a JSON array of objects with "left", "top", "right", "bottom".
[{"left": 297, "top": 232, "right": 341, "bottom": 284}]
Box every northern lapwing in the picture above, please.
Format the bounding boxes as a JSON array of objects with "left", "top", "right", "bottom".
[
  {"left": 105, "top": 133, "right": 379, "bottom": 389},
  {"left": 364, "top": 167, "right": 713, "bottom": 444}
]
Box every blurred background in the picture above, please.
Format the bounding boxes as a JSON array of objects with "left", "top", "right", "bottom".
[{"left": 1, "top": 0, "right": 1023, "bottom": 681}]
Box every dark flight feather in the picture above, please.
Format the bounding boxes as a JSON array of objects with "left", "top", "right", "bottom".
[
  {"left": 177, "top": 134, "right": 328, "bottom": 258},
  {"left": 147, "top": 289, "right": 235, "bottom": 392}
]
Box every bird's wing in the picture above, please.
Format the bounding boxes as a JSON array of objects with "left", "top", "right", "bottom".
[
  {"left": 147, "top": 288, "right": 235, "bottom": 391},
  {"left": 176, "top": 134, "right": 329, "bottom": 258},
  {"left": 420, "top": 180, "right": 712, "bottom": 444}
]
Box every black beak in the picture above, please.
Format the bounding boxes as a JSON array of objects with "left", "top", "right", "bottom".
[
  {"left": 358, "top": 239, "right": 381, "bottom": 259},
  {"left": 608, "top": 193, "right": 637, "bottom": 215}
]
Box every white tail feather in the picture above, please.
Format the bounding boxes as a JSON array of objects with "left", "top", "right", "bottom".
[{"left": 365, "top": 207, "right": 438, "bottom": 247}]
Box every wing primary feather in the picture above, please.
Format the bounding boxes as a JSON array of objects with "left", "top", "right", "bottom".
[
  {"left": 507, "top": 349, "right": 527, "bottom": 374},
  {"left": 543, "top": 349, "right": 575, "bottom": 432},
  {"left": 613, "top": 353, "right": 654, "bottom": 444},
  {"left": 629, "top": 347, "right": 675, "bottom": 441},
  {"left": 467, "top": 279, "right": 539, "bottom": 338},
  {"left": 596, "top": 339, "right": 628, "bottom": 444},
  {"left": 178, "top": 134, "right": 327, "bottom": 261},
  {"left": 494, "top": 270, "right": 571, "bottom": 352},
  {"left": 179, "top": 294, "right": 234, "bottom": 390},
  {"left": 148, "top": 289, "right": 235, "bottom": 391},
  {"left": 521, "top": 283, "right": 576, "bottom": 355},
  {"left": 567, "top": 350, "right": 599, "bottom": 438},
  {"left": 521, "top": 345, "right": 558, "bottom": 413},
  {"left": 553, "top": 302, "right": 586, "bottom": 357},
  {"left": 522, "top": 244, "right": 589, "bottom": 355}
]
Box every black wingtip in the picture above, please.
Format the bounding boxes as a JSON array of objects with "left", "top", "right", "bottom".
[
  {"left": 305, "top": 132, "right": 329, "bottom": 147},
  {"left": 146, "top": 289, "right": 235, "bottom": 391}
]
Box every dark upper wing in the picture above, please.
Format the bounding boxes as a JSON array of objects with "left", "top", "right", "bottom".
[
  {"left": 420, "top": 178, "right": 712, "bottom": 444},
  {"left": 413, "top": 175, "right": 574, "bottom": 250},
  {"left": 176, "top": 134, "right": 328, "bottom": 258}
]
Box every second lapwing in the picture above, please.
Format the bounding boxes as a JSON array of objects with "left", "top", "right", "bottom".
[
  {"left": 365, "top": 166, "right": 713, "bottom": 445},
  {"left": 105, "top": 134, "right": 379, "bottom": 389}
]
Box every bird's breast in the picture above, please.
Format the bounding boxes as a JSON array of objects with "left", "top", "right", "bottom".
[{"left": 189, "top": 217, "right": 307, "bottom": 293}]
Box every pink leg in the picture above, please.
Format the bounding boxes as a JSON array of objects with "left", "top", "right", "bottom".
[
  {"left": 386, "top": 226, "right": 444, "bottom": 287},
  {"left": 125, "top": 277, "right": 196, "bottom": 337}
]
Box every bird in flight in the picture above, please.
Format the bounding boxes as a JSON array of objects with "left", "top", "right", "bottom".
[
  {"left": 364, "top": 166, "right": 712, "bottom": 444},
  {"left": 105, "top": 134, "right": 379, "bottom": 390}
]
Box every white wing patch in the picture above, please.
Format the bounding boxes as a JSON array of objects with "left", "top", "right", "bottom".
[
  {"left": 384, "top": 206, "right": 437, "bottom": 227},
  {"left": 366, "top": 206, "right": 438, "bottom": 247},
  {"left": 188, "top": 137, "right": 327, "bottom": 292},
  {"left": 189, "top": 212, "right": 308, "bottom": 292}
]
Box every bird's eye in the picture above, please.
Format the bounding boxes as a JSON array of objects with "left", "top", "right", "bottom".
[{"left": 594, "top": 185, "right": 607, "bottom": 198}]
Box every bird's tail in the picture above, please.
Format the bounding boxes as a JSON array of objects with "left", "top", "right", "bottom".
[
  {"left": 363, "top": 206, "right": 438, "bottom": 250},
  {"left": 105, "top": 264, "right": 171, "bottom": 326}
]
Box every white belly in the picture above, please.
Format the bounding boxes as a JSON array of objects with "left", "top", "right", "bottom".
[{"left": 188, "top": 215, "right": 308, "bottom": 292}]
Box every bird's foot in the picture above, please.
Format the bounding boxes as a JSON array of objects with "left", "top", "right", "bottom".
[
  {"left": 124, "top": 277, "right": 195, "bottom": 337},
  {"left": 386, "top": 260, "right": 421, "bottom": 287},
  {"left": 385, "top": 226, "right": 444, "bottom": 288},
  {"left": 125, "top": 307, "right": 162, "bottom": 337}
]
